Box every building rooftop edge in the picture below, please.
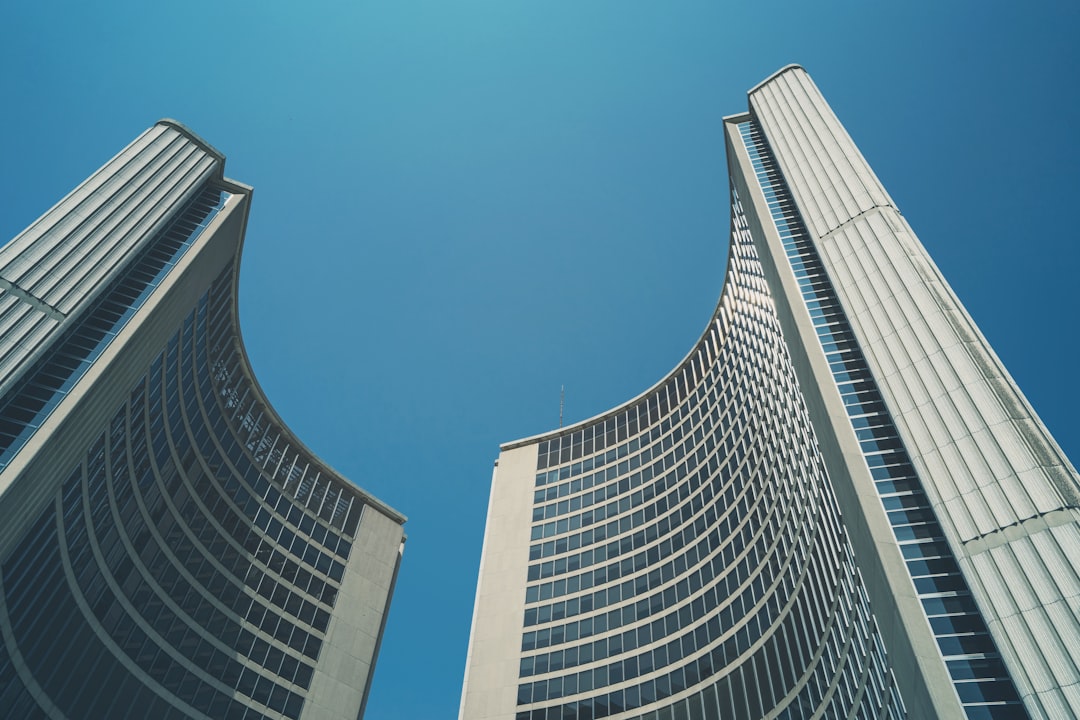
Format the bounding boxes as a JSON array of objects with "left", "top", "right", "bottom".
[
  {"left": 219, "top": 177, "right": 254, "bottom": 195},
  {"left": 145, "top": 128, "right": 405, "bottom": 525},
  {"left": 221, "top": 196, "right": 407, "bottom": 526},
  {"left": 496, "top": 76, "right": 786, "bottom": 455},
  {"left": 497, "top": 302, "right": 714, "bottom": 449},
  {"left": 499, "top": 68, "right": 800, "bottom": 454},
  {"left": 746, "top": 63, "right": 805, "bottom": 96},
  {"left": 156, "top": 119, "right": 226, "bottom": 167},
  {"left": 500, "top": 236, "right": 734, "bottom": 453}
]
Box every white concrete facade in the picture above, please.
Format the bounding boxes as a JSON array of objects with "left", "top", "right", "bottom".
[
  {"left": 0, "top": 121, "right": 405, "bottom": 720},
  {"left": 750, "top": 66, "right": 1080, "bottom": 719},
  {"left": 460, "top": 67, "right": 1078, "bottom": 720}
]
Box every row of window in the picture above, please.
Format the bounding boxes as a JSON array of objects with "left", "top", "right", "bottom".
[
  {"left": 201, "top": 282, "right": 355, "bottom": 566},
  {"left": 528, "top": 463, "right": 749, "bottom": 585},
  {"left": 0, "top": 180, "right": 369, "bottom": 719},
  {"left": 536, "top": 394, "right": 673, "bottom": 473},
  {"left": 4, "top": 511, "right": 251, "bottom": 720},
  {"left": 0, "top": 184, "right": 304, "bottom": 719},
  {"left": 530, "top": 370, "right": 748, "bottom": 529},
  {"left": 169, "top": 303, "right": 339, "bottom": 630},
  {"left": 71, "top": 450, "right": 302, "bottom": 717},
  {"left": 110, "top": 408, "right": 319, "bottom": 682},
  {"left": 524, "top": 299, "right": 814, "bottom": 612},
  {"left": 528, "top": 409, "right": 775, "bottom": 580},
  {"left": 521, "top": 500, "right": 822, "bottom": 679},
  {"left": 533, "top": 373, "right": 733, "bottom": 501},
  {"left": 140, "top": 312, "right": 327, "bottom": 660},
  {"left": 524, "top": 468, "right": 763, "bottom": 615},
  {"left": 739, "top": 119, "right": 1026, "bottom": 717},
  {"left": 206, "top": 281, "right": 363, "bottom": 539},
  {"left": 519, "top": 542, "right": 893, "bottom": 718},
  {"left": 518, "top": 202, "right": 903, "bottom": 718}
]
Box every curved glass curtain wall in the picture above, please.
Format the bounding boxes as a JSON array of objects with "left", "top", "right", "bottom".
[
  {"left": 0, "top": 253, "right": 366, "bottom": 719},
  {"left": 736, "top": 119, "right": 1028, "bottom": 720},
  {"left": 513, "top": 190, "right": 906, "bottom": 720}
]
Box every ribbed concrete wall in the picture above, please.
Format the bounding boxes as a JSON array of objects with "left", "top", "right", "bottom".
[
  {"left": 750, "top": 65, "right": 1080, "bottom": 719},
  {"left": 0, "top": 122, "right": 220, "bottom": 398}
]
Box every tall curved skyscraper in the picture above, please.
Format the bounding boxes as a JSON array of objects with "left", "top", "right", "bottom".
[
  {"left": 0, "top": 121, "right": 405, "bottom": 719},
  {"left": 460, "top": 67, "right": 1080, "bottom": 720}
]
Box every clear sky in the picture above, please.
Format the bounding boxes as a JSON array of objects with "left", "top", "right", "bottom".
[{"left": 2, "top": 2, "right": 1078, "bottom": 718}]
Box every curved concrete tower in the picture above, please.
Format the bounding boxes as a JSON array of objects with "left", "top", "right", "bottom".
[
  {"left": 460, "top": 67, "right": 1079, "bottom": 720},
  {"left": 0, "top": 121, "right": 405, "bottom": 720}
]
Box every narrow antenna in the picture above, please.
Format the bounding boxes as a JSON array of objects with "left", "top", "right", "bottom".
[{"left": 559, "top": 385, "right": 565, "bottom": 428}]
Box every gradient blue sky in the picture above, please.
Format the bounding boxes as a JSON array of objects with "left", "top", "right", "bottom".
[{"left": 2, "top": 3, "right": 1078, "bottom": 718}]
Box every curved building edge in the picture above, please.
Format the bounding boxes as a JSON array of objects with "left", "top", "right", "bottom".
[
  {"left": 463, "top": 74, "right": 909, "bottom": 720},
  {"left": 499, "top": 230, "right": 736, "bottom": 454},
  {"left": 745, "top": 64, "right": 805, "bottom": 97},
  {"left": 214, "top": 171, "right": 405, "bottom": 527},
  {"left": 151, "top": 119, "right": 404, "bottom": 525},
  {"left": 464, "top": 64, "right": 1079, "bottom": 720},
  {"left": 0, "top": 121, "right": 404, "bottom": 720},
  {"left": 155, "top": 118, "right": 227, "bottom": 169}
]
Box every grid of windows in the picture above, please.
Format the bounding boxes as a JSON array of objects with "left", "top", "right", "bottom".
[
  {"left": 204, "top": 280, "right": 365, "bottom": 539},
  {"left": 738, "top": 119, "right": 1028, "bottom": 720},
  {"left": 0, "top": 191, "right": 372, "bottom": 719},
  {"left": 0, "top": 286, "right": 314, "bottom": 719},
  {"left": 514, "top": 190, "right": 905, "bottom": 720}
]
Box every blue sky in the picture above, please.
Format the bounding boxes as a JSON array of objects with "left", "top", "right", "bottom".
[{"left": 2, "top": 2, "right": 1078, "bottom": 718}]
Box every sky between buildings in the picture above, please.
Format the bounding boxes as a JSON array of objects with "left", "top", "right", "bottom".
[{"left": 2, "top": 2, "right": 1078, "bottom": 718}]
